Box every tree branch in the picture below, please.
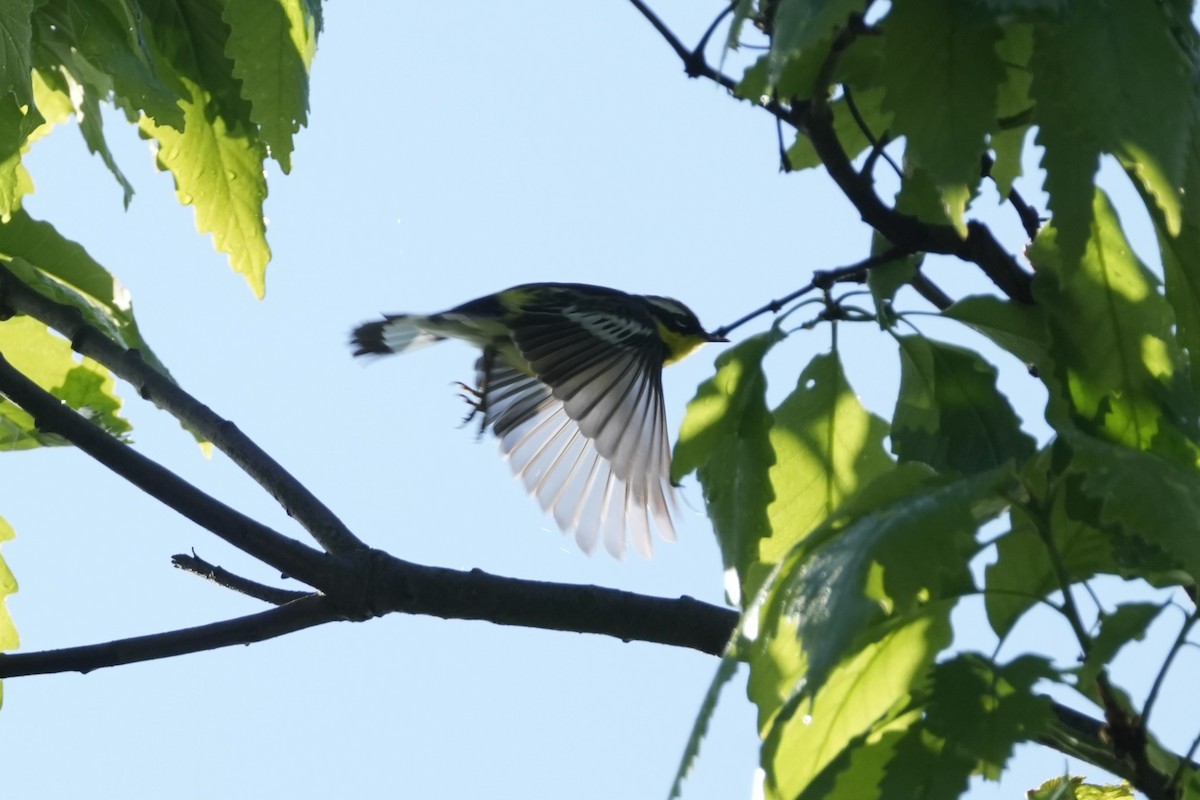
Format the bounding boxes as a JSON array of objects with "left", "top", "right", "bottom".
[
  {"left": 0, "top": 348, "right": 336, "bottom": 588},
  {"left": 715, "top": 245, "right": 914, "bottom": 338},
  {"left": 0, "top": 259, "right": 365, "bottom": 557},
  {"left": 0, "top": 596, "right": 340, "bottom": 677},
  {"left": 173, "top": 551, "right": 312, "bottom": 605}
]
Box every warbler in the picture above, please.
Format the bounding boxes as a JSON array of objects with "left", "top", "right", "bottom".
[{"left": 351, "top": 283, "right": 725, "bottom": 559}]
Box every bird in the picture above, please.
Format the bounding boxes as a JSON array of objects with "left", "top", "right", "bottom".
[{"left": 350, "top": 282, "right": 726, "bottom": 559}]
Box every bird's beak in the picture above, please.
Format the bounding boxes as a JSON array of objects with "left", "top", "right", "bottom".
[{"left": 706, "top": 331, "right": 729, "bottom": 343}]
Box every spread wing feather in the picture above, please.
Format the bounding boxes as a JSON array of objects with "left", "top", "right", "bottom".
[{"left": 473, "top": 306, "right": 677, "bottom": 558}]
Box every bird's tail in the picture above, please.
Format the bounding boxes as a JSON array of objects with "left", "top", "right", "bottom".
[{"left": 351, "top": 315, "right": 445, "bottom": 357}]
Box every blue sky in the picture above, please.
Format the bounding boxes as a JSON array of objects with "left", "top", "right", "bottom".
[{"left": 0, "top": 2, "right": 1193, "bottom": 798}]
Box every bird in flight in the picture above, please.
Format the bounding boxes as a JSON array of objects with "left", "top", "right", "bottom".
[{"left": 352, "top": 282, "right": 725, "bottom": 559}]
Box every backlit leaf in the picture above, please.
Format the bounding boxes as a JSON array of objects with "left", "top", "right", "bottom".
[{"left": 892, "top": 336, "right": 1035, "bottom": 474}]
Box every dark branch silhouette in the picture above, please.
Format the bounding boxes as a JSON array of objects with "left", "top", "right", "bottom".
[
  {"left": 173, "top": 551, "right": 312, "bottom": 605},
  {"left": 0, "top": 259, "right": 365, "bottom": 557}
]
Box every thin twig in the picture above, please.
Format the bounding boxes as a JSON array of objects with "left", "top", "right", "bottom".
[
  {"left": 844, "top": 86, "right": 901, "bottom": 178},
  {"left": 0, "top": 596, "right": 340, "bottom": 677},
  {"left": 173, "top": 551, "right": 313, "bottom": 605},
  {"left": 0, "top": 260, "right": 365, "bottom": 556},
  {"left": 715, "top": 245, "right": 912, "bottom": 338}
]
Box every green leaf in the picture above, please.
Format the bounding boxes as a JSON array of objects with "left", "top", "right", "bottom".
[
  {"left": 78, "top": 86, "right": 135, "bottom": 207},
  {"left": 989, "top": 23, "right": 1033, "bottom": 199},
  {"left": 763, "top": 351, "right": 892, "bottom": 570},
  {"left": 1068, "top": 431, "right": 1200, "bottom": 586},
  {"left": 674, "top": 330, "right": 782, "bottom": 602},
  {"left": 1030, "top": 776, "right": 1136, "bottom": 800},
  {"left": 767, "top": 0, "right": 861, "bottom": 91},
  {"left": 0, "top": 0, "right": 36, "bottom": 111},
  {"left": 1030, "top": 2, "right": 1193, "bottom": 264},
  {"left": 139, "top": 82, "right": 271, "bottom": 296},
  {"left": 866, "top": 233, "right": 919, "bottom": 321},
  {"left": 942, "top": 294, "right": 1048, "bottom": 367},
  {"left": 759, "top": 616, "right": 951, "bottom": 800},
  {"left": 793, "top": 719, "right": 914, "bottom": 800},
  {"left": 1137, "top": 138, "right": 1200, "bottom": 399},
  {"left": 756, "top": 465, "right": 1009, "bottom": 708},
  {"left": 0, "top": 316, "right": 131, "bottom": 449},
  {"left": 787, "top": 87, "right": 892, "bottom": 171},
  {"left": 1031, "top": 189, "right": 1199, "bottom": 454},
  {"left": 0, "top": 93, "right": 34, "bottom": 220},
  {"left": 879, "top": 654, "right": 1056, "bottom": 798},
  {"left": 0, "top": 213, "right": 169, "bottom": 371},
  {"left": 220, "top": 0, "right": 316, "bottom": 174},
  {"left": 35, "top": 0, "right": 185, "bottom": 129},
  {"left": 985, "top": 490, "right": 1119, "bottom": 639},
  {"left": 1075, "top": 602, "right": 1166, "bottom": 697},
  {"left": 668, "top": 655, "right": 740, "bottom": 800},
  {"left": 892, "top": 336, "right": 1036, "bottom": 474},
  {"left": 0, "top": 514, "right": 16, "bottom": 652},
  {"left": 935, "top": 654, "right": 1056, "bottom": 775},
  {"left": 137, "top": 0, "right": 271, "bottom": 296},
  {"left": 881, "top": 0, "right": 1004, "bottom": 235}
]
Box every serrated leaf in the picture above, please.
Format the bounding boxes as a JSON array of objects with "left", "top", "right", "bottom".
[
  {"left": 220, "top": 0, "right": 316, "bottom": 174},
  {"left": 879, "top": 726, "right": 974, "bottom": 800},
  {"left": 942, "top": 294, "right": 1048, "bottom": 367},
  {"left": 140, "top": 82, "right": 270, "bottom": 296},
  {"left": 787, "top": 87, "right": 893, "bottom": 171},
  {"left": 892, "top": 336, "right": 1035, "bottom": 474},
  {"left": 79, "top": 87, "right": 135, "bottom": 207},
  {"left": 1075, "top": 602, "right": 1166, "bottom": 697},
  {"left": 881, "top": 0, "right": 1004, "bottom": 235},
  {"left": 1137, "top": 138, "right": 1200, "bottom": 399},
  {"left": 990, "top": 23, "right": 1033, "bottom": 198},
  {"left": 879, "top": 654, "right": 1056, "bottom": 799},
  {"left": 668, "top": 655, "right": 740, "bottom": 800},
  {"left": 1031, "top": 189, "right": 1199, "bottom": 453},
  {"left": 1068, "top": 431, "right": 1200, "bottom": 586},
  {"left": 985, "top": 491, "right": 1119, "bottom": 638},
  {"left": 137, "top": 0, "right": 271, "bottom": 295},
  {"left": 757, "top": 465, "right": 1009, "bottom": 708},
  {"left": 764, "top": 351, "right": 892, "bottom": 571},
  {"left": 0, "top": 0, "right": 35, "bottom": 110},
  {"left": 34, "top": 0, "right": 184, "bottom": 129},
  {"left": 0, "top": 316, "right": 131, "bottom": 449},
  {"left": 1030, "top": 2, "right": 1193, "bottom": 264},
  {"left": 674, "top": 330, "right": 783, "bottom": 602},
  {"left": 768, "top": 0, "right": 861, "bottom": 91},
  {"left": 759, "top": 616, "right": 951, "bottom": 800}
]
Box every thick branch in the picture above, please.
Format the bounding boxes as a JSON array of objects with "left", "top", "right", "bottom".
[
  {"left": 0, "top": 349, "right": 336, "bottom": 588},
  {"left": 802, "top": 97, "right": 1033, "bottom": 303},
  {"left": 0, "top": 260, "right": 364, "bottom": 556}
]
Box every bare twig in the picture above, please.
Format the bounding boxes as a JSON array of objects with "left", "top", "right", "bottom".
[
  {"left": 715, "top": 245, "right": 912, "bottom": 338},
  {"left": 0, "top": 260, "right": 365, "bottom": 556},
  {"left": 0, "top": 596, "right": 340, "bottom": 677},
  {"left": 173, "top": 551, "right": 312, "bottom": 605}
]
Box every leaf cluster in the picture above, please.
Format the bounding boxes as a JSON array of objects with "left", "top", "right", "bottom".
[{"left": 664, "top": 0, "right": 1200, "bottom": 798}]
